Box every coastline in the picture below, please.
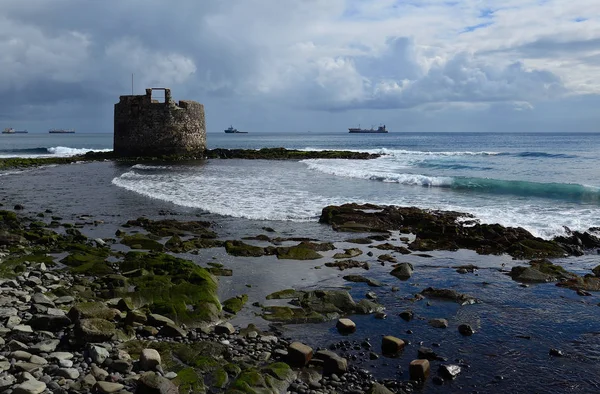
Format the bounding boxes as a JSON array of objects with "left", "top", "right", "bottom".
[{"left": 1, "top": 160, "right": 600, "bottom": 393}]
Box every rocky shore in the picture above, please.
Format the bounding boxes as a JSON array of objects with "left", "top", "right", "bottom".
[
  {"left": 0, "top": 148, "right": 380, "bottom": 172},
  {"left": 0, "top": 199, "right": 599, "bottom": 394}
]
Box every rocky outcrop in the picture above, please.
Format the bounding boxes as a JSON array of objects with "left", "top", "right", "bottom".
[{"left": 319, "top": 203, "right": 569, "bottom": 259}]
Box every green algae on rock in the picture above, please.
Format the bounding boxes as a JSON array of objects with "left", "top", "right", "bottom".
[
  {"left": 262, "top": 289, "right": 384, "bottom": 323},
  {"left": 274, "top": 245, "right": 323, "bottom": 260},
  {"left": 120, "top": 233, "right": 164, "bottom": 251},
  {"left": 223, "top": 294, "right": 248, "bottom": 314},
  {"left": 119, "top": 252, "right": 221, "bottom": 324},
  {"left": 225, "top": 241, "right": 266, "bottom": 257}
]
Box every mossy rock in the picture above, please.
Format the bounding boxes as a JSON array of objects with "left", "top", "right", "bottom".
[
  {"left": 223, "top": 294, "right": 248, "bottom": 314},
  {"left": 275, "top": 245, "right": 323, "bottom": 260},
  {"left": 123, "top": 217, "right": 217, "bottom": 238},
  {"left": 0, "top": 254, "right": 54, "bottom": 278},
  {"left": 175, "top": 367, "right": 206, "bottom": 393},
  {"left": 75, "top": 318, "right": 116, "bottom": 342},
  {"left": 529, "top": 259, "right": 575, "bottom": 279},
  {"left": 262, "top": 362, "right": 294, "bottom": 382},
  {"left": 68, "top": 302, "right": 118, "bottom": 321},
  {"left": 120, "top": 252, "right": 221, "bottom": 324},
  {"left": 208, "top": 267, "right": 233, "bottom": 277},
  {"left": 228, "top": 363, "right": 295, "bottom": 394},
  {"left": 225, "top": 241, "right": 266, "bottom": 257},
  {"left": 121, "top": 340, "right": 227, "bottom": 374},
  {"left": 295, "top": 241, "right": 335, "bottom": 252},
  {"left": 507, "top": 239, "right": 567, "bottom": 259},
  {"left": 265, "top": 289, "right": 304, "bottom": 300},
  {"left": 121, "top": 234, "right": 164, "bottom": 251},
  {"left": 59, "top": 243, "right": 110, "bottom": 268},
  {"left": 210, "top": 367, "right": 229, "bottom": 389},
  {"left": 333, "top": 248, "right": 363, "bottom": 259},
  {"left": 261, "top": 306, "right": 330, "bottom": 324}
]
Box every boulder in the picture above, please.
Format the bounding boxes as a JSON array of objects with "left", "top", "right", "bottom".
[
  {"left": 381, "top": 336, "right": 405, "bottom": 355},
  {"left": 28, "top": 314, "right": 71, "bottom": 331},
  {"left": 158, "top": 323, "right": 187, "bottom": 338},
  {"left": 390, "top": 263, "right": 413, "bottom": 280},
  {"left": 429, "top": 318, "right": 449, "bottom": 328},
  {"left": 89, "top": 345, "right": 110, "bottom": 365},
  {"left": 68, "top": 302, "right": 118, "bottom": 322},
  {"left": 438, "top": 364, "right": 461, "bottom": 380},
  {"left": 12, "top": 380, "right": 46, "bottom": 394},
  {"left": 214, "top": 322, "right": 235, "bottom": 335},
  {"left": 147, "top": 314, "right": 175, "bottom": 327},
  {"left": 409, "top": 359, "right": 430, "bottom": 381},
  {"left": 314, "top": 350, "right": 348, "bottom": 375},
  {"left": 421, "top": 287, "right": 478, "bottom": 305},
  {"left": 336, "top": 318, "right": 356, "bottom": 334},
  {"left": 287, "top": 342, "right": 313, "bottom": 367},
  {"left": 458, "top": 324, "right": 475, "bottom": 336},
  {"left": 136, "top": 371, "right": 178, "bottom": 394},
  {"left": 75, "top": 318, "right": 116, "bottom": 342},
  {"left": 95, "top": 381, "right": 125, "bottom": 394},
  {"left": 139, "top": 349, "right": 161, "bottom": 371}
]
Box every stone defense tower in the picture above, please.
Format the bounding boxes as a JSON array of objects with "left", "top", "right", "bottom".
[{"left": 114, "top": 88, "right": 206, "bottom": 156}]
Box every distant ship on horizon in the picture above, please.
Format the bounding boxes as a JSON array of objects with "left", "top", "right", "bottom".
[
  {"left": 224, "top": 125, "right": 247, "bottom": 134},
  {"left": 348, "top": 124, "right": 389, "bottom": 133},
  {"left": 49, "top": 129, "right": 75, "bottom": 134},
  {"left": 2, "top": 128, "right": 28, "bottom": 134}
]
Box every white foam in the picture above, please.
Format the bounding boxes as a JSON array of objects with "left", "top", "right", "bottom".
[
  {"left": 111, "top": 160, "right": 600, "bottom": 239},
  {"left": 46, "top": 147, "right": 112, "bottom": 157},
  {"left": 302, "top": 158, "right": 453, "bottom": 186},
  {"left": 131, "top": 164, "right": 171, "bottom": 170},
  {"left": 299, "top": 147, "right": 502, "bottom": 157},
  {"left": 111, "top": 165, "right": 350, "bottom": 221}
]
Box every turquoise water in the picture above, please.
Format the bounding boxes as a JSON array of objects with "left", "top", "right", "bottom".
[{"left": 2, "top": 132, "right": 600, "bottom": 237}]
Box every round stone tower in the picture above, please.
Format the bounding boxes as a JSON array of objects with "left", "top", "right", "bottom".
[{"left": 114, "top": 88, "right": 206, "bottom": 157}]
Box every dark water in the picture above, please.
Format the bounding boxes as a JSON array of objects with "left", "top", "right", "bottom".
[
  {"left": 0, "top": 160, "right": 599, "bottom": 393},
  {"left": 1, "top": 133, "right": 600, "bottom": 393}
]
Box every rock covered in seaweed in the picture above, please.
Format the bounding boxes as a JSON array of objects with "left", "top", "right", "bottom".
[{"left": 319, "top": 203, "right": 570, "bottom": 259}]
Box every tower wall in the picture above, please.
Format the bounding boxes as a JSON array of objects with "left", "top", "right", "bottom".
[{"left": 114, "top": 88, "right": 206, "bottom": 157}]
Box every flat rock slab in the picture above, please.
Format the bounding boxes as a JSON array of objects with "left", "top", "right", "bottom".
[{"left": 13, "top": 380, "right": 46, "bottom": 394}]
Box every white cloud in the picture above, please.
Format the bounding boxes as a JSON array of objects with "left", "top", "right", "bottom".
[{"left": 0, "top": 0, "right": 598, "bottom": 131}]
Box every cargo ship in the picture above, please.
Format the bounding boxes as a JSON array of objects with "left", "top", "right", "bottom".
[
  {"left": 2, "top": 128, "right": 28, "bottom": 134},
  {"left": 224, "top": 126, "right": 247, "bottom": 134},
  {"left": 348, "top": 124, "right": 388, "bottom": 133},
  {"left": 49, "top": 129, "right": 75, "bottom": 134}
]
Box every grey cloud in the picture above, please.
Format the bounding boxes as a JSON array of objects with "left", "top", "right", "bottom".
[
  {"left": 485, "top": 37, "right": 600, "bottom": 59},
  {"left": 0, "top": 0, "right": 594, "bottom": 133}
]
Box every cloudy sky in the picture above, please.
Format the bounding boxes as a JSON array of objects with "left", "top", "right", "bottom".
[{"left": 1, "top": 0, "right": 599, "bottom": 133}]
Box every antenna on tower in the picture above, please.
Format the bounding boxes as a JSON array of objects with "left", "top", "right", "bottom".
[{"left": 131, "top": 73, "right": 134, "bottom": 95}]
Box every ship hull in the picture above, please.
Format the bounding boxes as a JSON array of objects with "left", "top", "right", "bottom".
[
  {"left": 49, "top": 131, "right": 75, "bottom": 134},
  {"left": 224, "top": 131, "right": 248, "bottom": 134},
  {"left": 348, "top": 130, "right": 388, "bottom": 133}
]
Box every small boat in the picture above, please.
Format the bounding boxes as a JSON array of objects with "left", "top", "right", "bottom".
[
  {"left": 49, "top": 129, "right": 75, "bottom": 134},
  {"left": 224, "top": 126, "right": 248, "bottom": 134},
  {"left": 2, "top": 128, "right": 28, "bottom": 134},
  {"left": 348, "top": 124, "right": 389, "bottom": 133}
]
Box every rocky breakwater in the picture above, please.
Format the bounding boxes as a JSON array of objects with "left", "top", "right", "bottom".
[
  {"left": 0, "top": 148, "right": 380, "bottom": 173},
  {"left": 319, "top": 203, "right": 600, "bottom": 259},
  {"left": 0, "top": 208, "right": 400, "bottom": 393}
]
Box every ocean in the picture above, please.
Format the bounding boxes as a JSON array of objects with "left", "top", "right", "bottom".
[
  {"left": 2, "top": 132, "right": 599, "bottom": 239},
  {"left": 1, "top": 131, "right": 600, "bottom": 393}
]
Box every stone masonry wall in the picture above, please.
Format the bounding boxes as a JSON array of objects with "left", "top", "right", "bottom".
[{"left": 114, "top": 88, "right": 206, "bottom": 157}]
